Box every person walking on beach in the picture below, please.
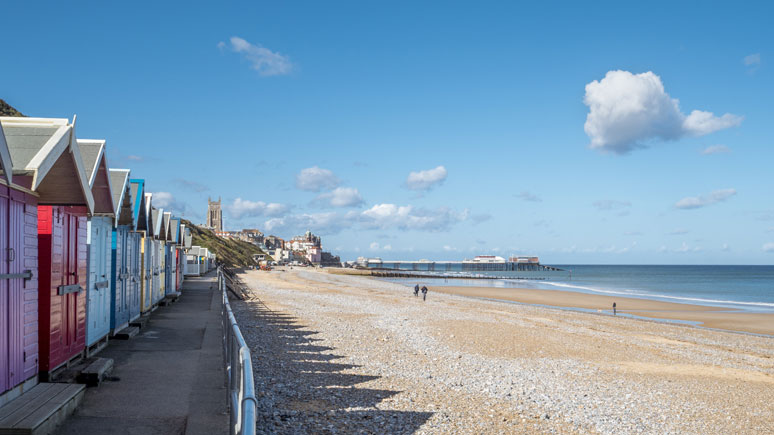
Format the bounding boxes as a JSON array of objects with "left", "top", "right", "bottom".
[
  {"left": 613, "top": 302, "right": 617, "bottom": 315},
  {"left": 414, "top": 284, "right": 419, "bottom": 297},
  {"left": 421, "top": 285, "right": 428, "bottom": 301}
]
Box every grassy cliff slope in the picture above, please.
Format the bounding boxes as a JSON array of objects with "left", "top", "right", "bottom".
[
  {"left": 182, "top": 219, "right": 270, "bottom": 268},
  {"left": 0, "top": 99, "right": 24, "bottom": 117}
]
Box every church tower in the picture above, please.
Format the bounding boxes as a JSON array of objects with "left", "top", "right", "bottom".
[{"left": 207, "top": 197, "right": 223, "bottom": 231}]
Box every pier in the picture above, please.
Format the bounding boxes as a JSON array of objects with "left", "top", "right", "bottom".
[
  {"left": 356, "top": 255, "right": 567, "bottom": 280},
  {"left": 368, "top": 270, "right": 551, "bottom": 280}
]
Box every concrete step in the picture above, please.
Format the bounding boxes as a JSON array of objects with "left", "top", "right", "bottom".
[
  {"left": 113, "top": 326, "right": 139, "bottom": 340},
  {"left": 75, "top": 358, "right": 114, "bottom": 387},
  {"left": 128, "top": 314, "right": 150, "bottom": 330},
  {"left": 0, "top": 383, "right": 85, "bottom": 435},
  {"left": 159, "top": 292, "right": 182, "bottom": 306},
  {"left": 85, "top": 334, "right": 109, "bottom": 358}
]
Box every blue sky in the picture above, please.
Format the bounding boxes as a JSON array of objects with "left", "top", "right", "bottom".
[{"left": 3, "top": 1, "right": 772, "bottom": 264}]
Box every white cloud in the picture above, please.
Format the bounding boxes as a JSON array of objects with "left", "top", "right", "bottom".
[
  {"left": 675, "top": 188, "right": 737, "bottom": 210},
  {"left": 677, "top": 243, "right": 702, "bottom": 253},
  {"left": 667, "top": 228, "right": 689, "bottom": 235},
  {"left": 744, "top": 53, "right": 761, "bottom": 67},
  {"left": 174, "top": 178, "right": 209, "bottom": 192},
  {"left": 515, "top": 191, "right": 542, "bottom": 202},
  {"left": 763, "top": 243, "right": 774, "bottom": 253},
  {"left": 220, "top": 36, "right": 292, "bottom": 76},
  {"left": 624, "top": 231, "right": 643, "bottom": 236},
  {"left": 682, "top": 110, "right": 742, "bottom": 136},
  {"left": 593, "top": 199, "right": 631, "bottom": 211},
  {"left": 151, "top": 192, "right": 187, "bottom": 214},
  {"left": 471, "top": 213, "right": 492, "bottom": 224},
  {"left": 583, "top": 70, "right": 742, "bottom": 154},
  {"left": 314, "top": 187, "right": 364, "bottom": 207},
  {"left": 405, "top": 166, "right": 448, "bottom": 190},
  {"left": 361, "top": 204, "right": 468, "bottom": 231},
  {"left": 701, "top": 144, "right": 731, "bottom": 155},
  {"left": 721, "top": 243, "right": 730, "bottom": 252},
  {"left": 264, "top": 211, "right": 358, "bottom": 235},
  {"left": 367, "top": 242, "right": 392, "bottom": 251},
  {"left": 660, "top": 243, "right": 702, "bottom": 253},
  {"left": 267, "top": 203, "right": 470, "bottom": 235},
  {"left": 227, "top": 198, "right": 290, "bottom": 219},
  {"left": 295, "top": 166, "right": 340, "bottom": 192}
]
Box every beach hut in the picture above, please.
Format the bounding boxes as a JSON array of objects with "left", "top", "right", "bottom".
[
  {"left": 0, "top": 120, "right": 40, "bottom": 398},
  {"left": 184, "top": 246, "right": 200, "bottom": 277},
  {"left": 2, "top": 117, "right": 95, "bottom": 379},
  {"left": 126, "top": 180, "right": 144, "bottom": 321},
  {"left": 108, "top": 169, "right": 134, "bottom": 334},
  {"left": 160, "top": 212, "right": 171, "bottom": 297},
  {"left": 77, "top": 139, "right": 115, "bottom": 354},
  {"left": 150, "top": 207, "right": 164, "bottom": 304},
  {"left": 140, "top": 194, "right": 154, "bottom": 313},
  {"left": 162, "top": 213, "right": 174, "bottom": 295},
  {"left": 165, "top": 215, "right": 179, "bottom": 295},
  {"left": 174, "top": 220, "right": 182, "bottom": 289},
  {"left": 178, "top": 223, "right": 189, "bottom": 286}
]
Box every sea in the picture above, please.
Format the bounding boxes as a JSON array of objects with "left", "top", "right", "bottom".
[{"left": 381, "top": 265, "right": 774, "bottom": 313}]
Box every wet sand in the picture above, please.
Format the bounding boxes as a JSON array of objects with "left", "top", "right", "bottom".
[{"left": 428, "top": 285, "right": 774, "bottom": 336}]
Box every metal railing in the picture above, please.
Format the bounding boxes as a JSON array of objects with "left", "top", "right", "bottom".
[{"left": 220, "top": 267, "right": 257, "bottom": 435}]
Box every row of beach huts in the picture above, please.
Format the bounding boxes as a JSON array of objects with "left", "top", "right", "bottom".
[{"left": 0, "top": 116, "right": 216, "bottom": 411}]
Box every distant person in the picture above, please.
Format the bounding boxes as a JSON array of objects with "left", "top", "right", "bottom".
[
  {"left": 421, "top": 286, "right": 428, "bottom": 301},
  {"left": 414, "top": 284, "right": 419, "bottom": 297},
  {"left": 613, "top": 302, "right": 617, "bottom": 316}
]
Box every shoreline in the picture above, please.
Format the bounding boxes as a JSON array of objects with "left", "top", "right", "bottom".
[{"left": 396, "top": 283, "right": 774, "bottom": 336}]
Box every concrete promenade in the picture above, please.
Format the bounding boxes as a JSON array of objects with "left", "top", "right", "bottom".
[{"left": 56, "top": 273, "right": 228, "bottom": 435}]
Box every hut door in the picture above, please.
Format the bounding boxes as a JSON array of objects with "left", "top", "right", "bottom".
[
  {"left": 118, "top": 228, "right": 128, "bottom": 321},
  {"left": 7, "top": 196, "right": 26, "bottom": 390},
  {"left": 0, "top": 191, "right": 8, "bottom": 393},
  {"left": 117, "top": 228, "right": 125, "bottom": 318},
  {"left": 64, "top": 214, "right": 78, "bottom": 352},
  {"left": 125, "top": 232, "right": 134, "bottom": 317}
]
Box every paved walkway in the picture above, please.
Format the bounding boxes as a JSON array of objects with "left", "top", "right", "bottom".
[{"left": 56, "top": 273, "right": 228, "bottom": 435}]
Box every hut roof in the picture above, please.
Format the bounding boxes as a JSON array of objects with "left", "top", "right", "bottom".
[
  {"left": 76, "top": 139, "right": 114, "bottom": 215},
  {"left": 0, "top": 116, "right": 94, "bottom": 211},
  {"left": 109, "top": 169, "right": 134, "bottom": 227},
  {"left": 130, "top": 179, "right": 146, "bottom": 231}
]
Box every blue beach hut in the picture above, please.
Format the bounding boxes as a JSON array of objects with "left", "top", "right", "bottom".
[
  {"left": 77, "top": 139, "right": 115, "bottom": 355},
  {"left": 108, "top": 169, "right": 134, "bottom": 334},
  {"left": 126, "top": 181, "right": 143, "bottom": 322}
]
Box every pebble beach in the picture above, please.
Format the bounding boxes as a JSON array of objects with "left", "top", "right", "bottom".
[{"left": 233, "top": 268, "right": 774, "bottom": 434}]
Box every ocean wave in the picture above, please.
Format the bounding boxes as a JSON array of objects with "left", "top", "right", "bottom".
[{"left": 541, "top": 281, "right": 774, "bottom": 309}]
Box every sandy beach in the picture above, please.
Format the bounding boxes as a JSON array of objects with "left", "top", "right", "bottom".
[{"left": 234, "top": 268, "right": 774, "bottom": 434}]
